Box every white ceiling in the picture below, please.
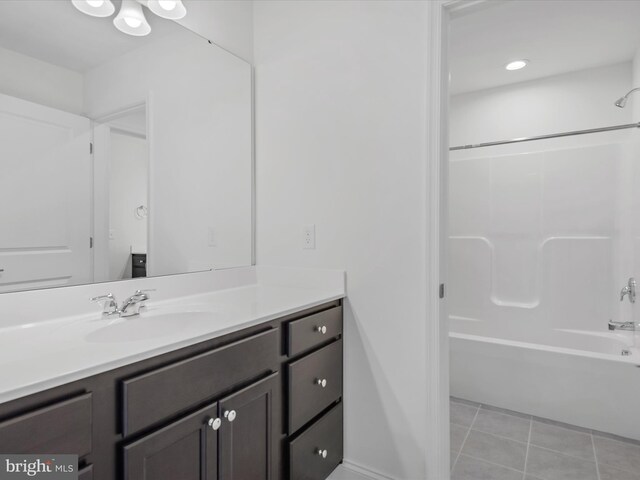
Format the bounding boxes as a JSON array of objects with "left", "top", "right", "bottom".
[
  {"left": 450, "top": 0, "right": 640, "bottom": 95},
  {"left": 0, "top": 0, "right": 183, "bottom": 73}
]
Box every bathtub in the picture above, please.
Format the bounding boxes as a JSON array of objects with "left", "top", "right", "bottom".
[{"left": 449, "top": 317, "right": 640, "bottom": 441}]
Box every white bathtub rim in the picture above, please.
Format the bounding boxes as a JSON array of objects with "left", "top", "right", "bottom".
[{"left": 449, "top": 331, "right": 640, "bottom": 365}]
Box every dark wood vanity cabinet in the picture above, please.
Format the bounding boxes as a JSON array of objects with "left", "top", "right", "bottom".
[
  {"left": 285, "top": 305, "right": 344, "bottom": 480},
  {"left": 124, "top": 401, "right": 219, "bottom": 480},
  {"left": 124, "top": 372, "right": 279, "bottom": 480},
  {"left": 218, "top": 373, "right": 279, "bottom": 480},
  {"left": 0, "top": 300, "right": 343, "bottom": 480}
]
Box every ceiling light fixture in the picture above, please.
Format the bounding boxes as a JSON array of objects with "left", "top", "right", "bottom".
[
  {"left": 71, "top": 0, "right": 188, "bottom": 37},
  {"left": 505, "top": 60, "right": 529, "bottom": 71},
  {"left": 71, "top": 0, "right": 115, "bottom": 17},
  {"left": 146, "top": 0, "right": 187, "bottom": 20},
  {"left": 113, "top": 0, "right": 151, "bottom": 36}
]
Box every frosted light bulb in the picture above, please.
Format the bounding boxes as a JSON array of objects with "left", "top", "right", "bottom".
[
  {"left": 124, "top": 16, "right": 142, "bottom": 28},
  {"left": 158, "top": 0, "right": 177, "bottom": 10}
]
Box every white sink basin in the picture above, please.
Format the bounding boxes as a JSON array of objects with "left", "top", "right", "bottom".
[{"left": 84, "top": 311, "right": 219, "bottom": 343}]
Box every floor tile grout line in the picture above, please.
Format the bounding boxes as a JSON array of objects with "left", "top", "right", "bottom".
[
  {"left": 454, "top": 406, "right": 480, "bottom": 469},
  {"left": 468, "top": 423, "right": 600, "bottom": 464},
  {"left": 457, "top": 453, "right": 526, "bottom": 475},
  {"left": 469, "top": 426, "right": 530, "bottom": 446},
  {"left": 525, "top": 443, "right": 599, "bottom": 464},
  {"left": 522, "top": 418, "right": 532, "bottom": 480},
  {"left": 591, "top": 433, "right": 602, "bottom": 480}
]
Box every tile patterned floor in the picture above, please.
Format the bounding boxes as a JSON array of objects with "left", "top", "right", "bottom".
[{"left": 450, "top": 397, "right": 640, "bottom": 480}]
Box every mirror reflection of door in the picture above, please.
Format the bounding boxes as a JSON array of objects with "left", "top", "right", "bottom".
[
  {"left": 0, "top": 94, "right": 92, "bottom": 293},
  {"left": 94, "top": 107, "right": 149, "bottom": 282}
]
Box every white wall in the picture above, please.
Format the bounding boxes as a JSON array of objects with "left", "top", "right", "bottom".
[
  {"left": 84, "top": 30, "right": 253, "bottom": 274},
  {"left": 108, "top": 132, "right": 148, "bottom": 280},
  {"left": 177, "top": 0, "right": 253, "bottom": 63},
  {"left": 254, "top": 1, "right": 429, "bottom": 478},
  {"left": 633, "top": 47, "right": 640, "bottom": 122},
  {"left": 450, "top": 62, "right": 633, "bottom": 147},
  {"left": 0, "top": 46, "right": 83, "bottom": 114}
]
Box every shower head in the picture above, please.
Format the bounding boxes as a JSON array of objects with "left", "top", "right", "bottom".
[
  {"left": 615, "top": 87, "right": 640, "bottom": 108},
  {"left": 615, "top": 96, "right": 627, "bottom": 108}
]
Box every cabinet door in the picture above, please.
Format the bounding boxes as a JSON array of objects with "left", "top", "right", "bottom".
[
  {"left": 124, "top": 402, "right": 218, "bottom": 480},
  {"left": 218, "top": 373, "right": 279, "bottom": 480}
]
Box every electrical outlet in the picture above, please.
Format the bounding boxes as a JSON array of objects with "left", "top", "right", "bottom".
[
  {"left": 208, "top": 227, "right": 217, "bottom": 247},
  {"left": 303, "top": 224, "right": 316, "bottom": 249}
]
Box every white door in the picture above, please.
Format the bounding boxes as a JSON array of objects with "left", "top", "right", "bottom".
[{"left": 0, "top": 93, "right": 92, "bottom": 292}]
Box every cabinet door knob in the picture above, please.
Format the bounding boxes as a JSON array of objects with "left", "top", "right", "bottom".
[
  {"left": 208, "top": 417, "right": 222, "bottom": 431},
  {"left": 224, "top": 410, "right": 237, "bottom": 422},
  {"left": 316, "top": 448, "right": 328, "bottom": 459},
  {"left": 315, "top": 378, "right": 327, "bottom": 388},
  {"left": 315, "top": 325, "right": 327, "bottom": 334}
]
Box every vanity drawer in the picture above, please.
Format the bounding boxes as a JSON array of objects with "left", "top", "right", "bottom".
[
  {"left": 0, "top": 393, "right": 92, "bottom": 456},
  {"left": 287, "top": 306, "right": 342, "bottom": 357},
  {"left": 122, "top": 329, "right": 279, "bottom": 436},
  {"left": 289, "top": 402, "right": 343, "bottom": 480},
  {"left": 288, "top": 339, "right": 342, "bottom": 433}
]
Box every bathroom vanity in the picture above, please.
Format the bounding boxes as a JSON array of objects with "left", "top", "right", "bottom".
[{"left": 0, "top": 268, "right": 345, "bottom": 480}]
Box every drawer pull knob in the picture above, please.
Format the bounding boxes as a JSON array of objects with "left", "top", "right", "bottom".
[
  {"left": 208, "top": 417, "right": 222, "bottom": 431},
  {"left": 224, "top": 410, "right": 237, "bottom": 422},
  {"left": 315, "top": 325, "right": 327, "bottom": 334},
  {"left": 315, "top": 378, "right": 327, "bottom": 388},
  {"left": 316, "top": 448, "right": 328, "bottom": 459}
]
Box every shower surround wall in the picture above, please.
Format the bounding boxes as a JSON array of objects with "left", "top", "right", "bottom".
[
  {"left": 449, "top": 62, "right": 638, "bottom": 335},
  {"left": 449, "top": 136, "right": 639, "bottom": 334}
]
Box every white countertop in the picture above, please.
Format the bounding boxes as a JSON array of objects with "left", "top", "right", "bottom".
[{"left": 0, "top": 266, "right": 345, "bottom": 404}]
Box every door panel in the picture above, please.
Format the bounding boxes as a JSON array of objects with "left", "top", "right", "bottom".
[
  {"left": 0, "top": 93, "right": 91, "bottom": 291},
  {"left": 123, "top": 402, "right": 218, "bottom": 480},
  {"left": 218, "top": 373, "right": 279, "bottom": 480}
]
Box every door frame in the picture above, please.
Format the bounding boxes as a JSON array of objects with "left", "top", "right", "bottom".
[{"left": 424, "top": 2, "right": 492, "bottom": 479}]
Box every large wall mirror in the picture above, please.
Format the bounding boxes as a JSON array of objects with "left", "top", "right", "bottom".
[{"left": 0, "top": 0, "right": 253, "bottom": 293}]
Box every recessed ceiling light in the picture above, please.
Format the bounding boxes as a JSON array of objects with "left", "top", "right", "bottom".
[{"left": 505, "top": 60, "right": 529, "bottom": 71}]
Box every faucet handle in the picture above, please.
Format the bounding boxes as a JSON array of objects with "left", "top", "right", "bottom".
[
  {"left": 135, "top": 288, "right": 155, "bottom": 295},
  {"left": 133, "top": 289, "right": 155, "bottom": 300},
  {"left": 91, "top": 293, "right": 119, "bottom": 316},
  {"left": 620, "top": 277, "right": 637, "bottom": 303},
  {"left": 91, "top": 293, "right": 115, "bottom": 302}
]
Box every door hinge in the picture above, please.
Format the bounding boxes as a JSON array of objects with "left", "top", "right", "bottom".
[
  {"left": 89, "top": 142, "right": 93, "bottom": 154},
  {"left": 439, "top": 283, "right": 445, "bottom": 299},
  {"left": 89, "top": 237, "right": 93, "bottom": 248}
]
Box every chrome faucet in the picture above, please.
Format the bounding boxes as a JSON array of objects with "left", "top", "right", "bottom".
[
  {"left": 90, "top": 293, "right": 119, "bottom": 316},
  {"left": 608, "top": 320, "right": 637, "bottom": 331},
  {"left": 620, "top": 277, "right": 636, "bottom": 303},
  {"left": 91, "top": 290, "right": 153, "bottom": 318},
  {"left": 119, "top": 290, "right": 153, "bottom": 317}
]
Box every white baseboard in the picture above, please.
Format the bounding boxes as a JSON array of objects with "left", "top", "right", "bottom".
[{"left": 341, "top": 460, "right": 395, "bottom": 480}]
